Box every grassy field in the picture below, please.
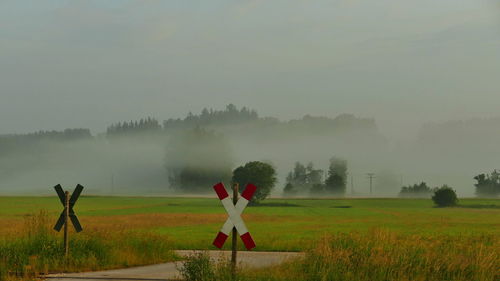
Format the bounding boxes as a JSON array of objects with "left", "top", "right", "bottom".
[
  {"left": 0, "top": 197, "right": 499, "bottom": 250},
  {"left": 0, "top": 196, "right": 499, "bottom": 280}
]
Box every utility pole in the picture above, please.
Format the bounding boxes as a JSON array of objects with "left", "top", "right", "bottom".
[
  {"left": 366, "top": 173, "right": 375, "bottom": 196},
  {"left": 351, "top": 175, "right": 354, "bottom": 196}
]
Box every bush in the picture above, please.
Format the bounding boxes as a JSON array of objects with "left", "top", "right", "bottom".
[
  {"left": 179, "top": 252, "right": 235, "bottom": 281},
  {"left": 399, "top": 182, "right": 434, "bottom": 198},
  {"left": 432, "top": 185, "right": 458, "bottom": 207},
  {"left": 179, "top": 252, "right": 215, "bottom": 281}
]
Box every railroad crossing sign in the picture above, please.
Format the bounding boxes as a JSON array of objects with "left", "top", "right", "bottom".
[
  {"left": 54, "top": 184, "right": 84, "bottom": 233},
  {"left": 213, "top": 182, "right": 256, "bottom": 250}
]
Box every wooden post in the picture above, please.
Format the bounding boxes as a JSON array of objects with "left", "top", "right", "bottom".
[
  {"left": 64, "top": 191, "right": 70, "bottom": 258},
  {"left": 231, "top": 183, "right": 239, "bottom": 278}
]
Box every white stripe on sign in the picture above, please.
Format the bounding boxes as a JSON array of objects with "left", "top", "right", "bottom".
[
  {"left": 220, "top": 197, "right": 249, "bottom": 235},
  {"left": 220, "top": 197, "right": 249, "bottom": 234}
]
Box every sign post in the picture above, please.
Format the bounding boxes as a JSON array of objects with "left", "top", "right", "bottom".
[
  {"left": 64, "top": 191, "right": 69, "bottom": 257},
  {"left": 53, "top": 184, "right": 84, "bottom": 257},
  {"left": 231, "top": 183, "right": 238, "bottom": 276}
]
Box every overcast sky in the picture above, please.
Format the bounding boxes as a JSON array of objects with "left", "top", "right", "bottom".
[{"left": 1, "top": 0, "right": 499, "bottom": 139}]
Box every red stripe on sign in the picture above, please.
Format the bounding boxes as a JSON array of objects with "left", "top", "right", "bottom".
[
  {"left": 213, "top": 183, "right": 229, "bottom": 200},
  {"left": 241, "top": 184, "right": 257, "bottom": 201},
  {"left": 240, "top": 232, "right": 256, "bottom": 250},
  {"left": 213, "top": 231, "right": 228, "bottom": 249}
]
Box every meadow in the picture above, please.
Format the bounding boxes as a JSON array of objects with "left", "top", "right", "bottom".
[{"left": 0, "top": 196, "right": 499, "bottom": 280}]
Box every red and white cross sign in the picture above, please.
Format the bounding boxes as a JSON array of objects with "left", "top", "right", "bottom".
[{"left": 213, "top": 182, "right": 257, "bottom": 250}]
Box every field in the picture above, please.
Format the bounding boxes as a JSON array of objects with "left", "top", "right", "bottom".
[
  {"left": 1, "top": 196, "right": 499, "bottom": 280},
  {"left": 1, "top": 197, "right": 499, "bottom": 250}
]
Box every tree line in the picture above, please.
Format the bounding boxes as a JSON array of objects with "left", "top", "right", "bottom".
[
  {"left": 1, "top": 104, "right": 378, "bottom": 145},
  {"left": 0, "top": 129, "right": 92, "bottom": 157},
  {"left": 106, "top": 104, "right": 377, "bottom": 138},
  {"left": 283, "top": 158, "right": 348, "bottom": 196},
  {"left": 399, "top": 170, "right": 500, "bottom": 198}
]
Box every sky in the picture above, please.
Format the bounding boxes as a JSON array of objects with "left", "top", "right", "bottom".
[{"left": 1, "top": 0, "right": 499, "bottom": 139}]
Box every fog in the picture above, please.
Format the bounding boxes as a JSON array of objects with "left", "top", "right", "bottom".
[
  {"left": 0, "top": 137, "right": 168, "bottom": 195},
  {"left": 1, "top": 1, "right": 499, "bottom": 197},
  {"left": 0, "top": 109, "right": 499, "bottom": 197}
]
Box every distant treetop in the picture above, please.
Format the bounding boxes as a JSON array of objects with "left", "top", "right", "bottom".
[
  {"left": 0, "top": 128, "right": 92, "bottom": 142},
  {"left": 162, "top": 104, "right": 378, "bottom": 137},
  {"left": 107, "top": 117, "right": 161, "bottom": 137},
  {"left": 163, "top": 104, "right": 259, "bottom": 130}
]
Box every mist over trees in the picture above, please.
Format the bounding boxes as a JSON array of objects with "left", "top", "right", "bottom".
[
  {"left": 164, "top": 127, "right": 233, "bottom": 193},
  {"left": 417, "top": 118, "right": 500, "bottom": 148},
  {"left": 284, "top": 162, "right": 324, "bottom": 196},
  {"left": 474, "top": 171, "right": 500, "bottom": 198},
  {"left": 283, "top": 157, "right": 347, "bottom": 197},
  {"left": 0, "top": 104, "right": 499, "bottom": 196},
  {"left": 0, "top": 129, "right": 96, "bottom": 192},
  {"left": 325, "top": 157, "right": 348, "bottom": 195}
]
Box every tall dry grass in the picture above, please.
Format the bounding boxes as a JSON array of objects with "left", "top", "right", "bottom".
[
  {"left": 0, "top": 211, "right": 175, "bottom": 281},
  {"left": 240, "top": 229, "right": 499, "bottom": 281}
]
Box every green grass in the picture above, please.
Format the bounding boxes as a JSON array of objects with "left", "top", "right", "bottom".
[
  {"left": 157, "top": 198, "right": 500, "bottom": 250},
  {"left": 0, "top": 197, "right": 499, "bottom": 252}
]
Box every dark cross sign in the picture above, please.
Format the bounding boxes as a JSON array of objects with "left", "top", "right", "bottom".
[
  {"left": 54, "top": 184, "right": 84, "bottom": 232},
  {"left": 213, "top": 182, "right": 257, "bottom": 250}
]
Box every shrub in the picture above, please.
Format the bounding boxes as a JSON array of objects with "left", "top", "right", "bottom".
[
  {"left": 179, "top": 252, "right": 215, "bottom": 281},
  {"left": 399, "top": 182, "right": 434, "bottom": 198},
  {"left": 179, "top": 252, "right": 235, "bottom": 281},
  {"left": 432, "top": 185, "right": 458, "bottom": 207}
]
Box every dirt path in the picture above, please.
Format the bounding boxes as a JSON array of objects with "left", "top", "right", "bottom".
[{"left": 44, "top": 250, "right": 303, "bottom": 281}]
